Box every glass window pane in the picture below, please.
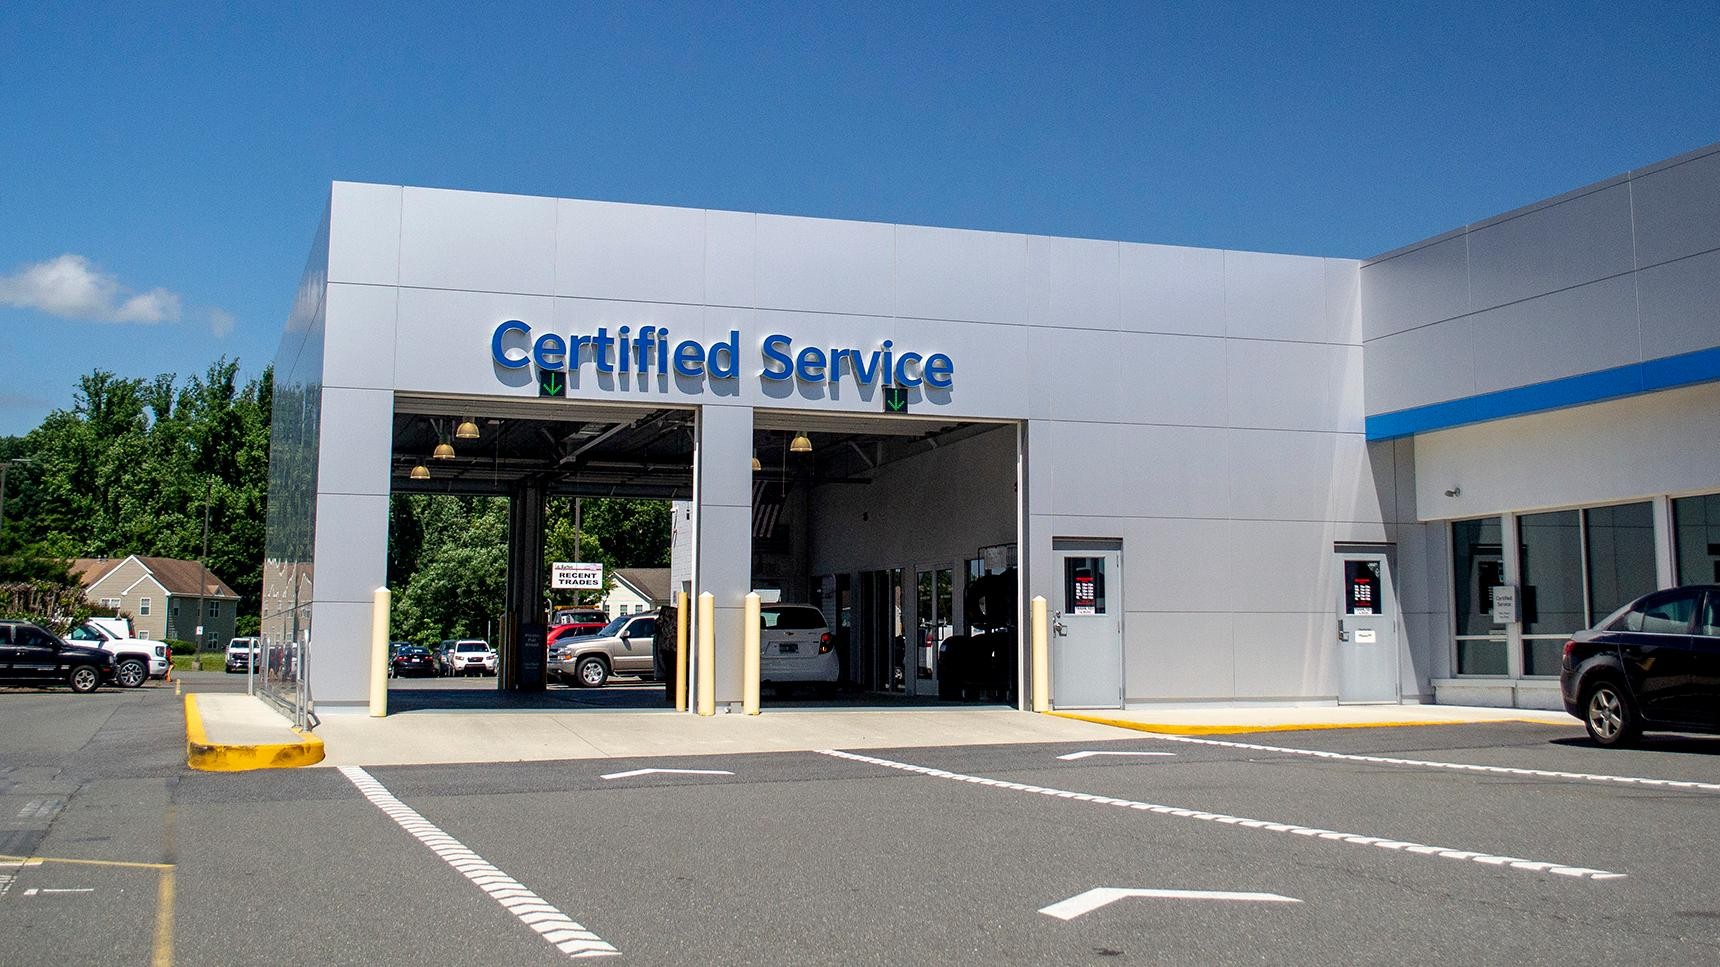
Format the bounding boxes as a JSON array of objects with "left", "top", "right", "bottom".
[
  {"left": 1343, "top": 560, "right": 1382, "bottom": 614},
  {"left": 1457, "top": 639, "right": 1507, "bottom": 675},
  {"left": 1064, "top": 557, "right": 1106, "bottom": 615},
  {"left": 1520, "top": 510, "right": 1583, "bottom": 637},
  {"left": 1584, "top": 502, "right": 1657, "bottom": 625},
  {"left": 1451, "top": 518, "right": 1503, "bottom": 637},
  {"left": 1640, "top": 592, "right": 1696, "bottom": 634},
  {"left": 1698, "top": 594, "right": 1720, "bottom": 638},
  {"left": 1674, "top": 493, "right": 1720, "bottom": 585}
]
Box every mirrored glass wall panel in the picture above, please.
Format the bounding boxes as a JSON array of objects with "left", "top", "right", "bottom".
[
  {"left": 1674, "top": 493, "right": 1720, "bottom": 585},
  {"left": 1519, "top": 510, "right": 1582, "bottom": 676},
  {"left": 1584, "top": 502, "right": 1656, "bottom": 623}
]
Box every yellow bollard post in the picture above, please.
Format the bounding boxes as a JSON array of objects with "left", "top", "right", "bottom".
[
  {"left": 742, "top": 592, "right": 761, "bottom": 715},
  {"left": 1031, "top": 595, "right": 1050, "bottom": 712},
  {"left": 674, "top": 591, "right": 690, "bottom": 713},
  {"left": 696, "top": 592, "right": 716, "bottom": 716},
  {"left": 370, "top": 587, "right": 391, "bottom": 717}
]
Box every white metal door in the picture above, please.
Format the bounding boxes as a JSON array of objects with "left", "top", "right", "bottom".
[
  {"left": 1337, "top": 552, "right": 1399, "bottom": 704},
  {"left": 1051, "top": 547, "right": 1123, "bottom": 708}
]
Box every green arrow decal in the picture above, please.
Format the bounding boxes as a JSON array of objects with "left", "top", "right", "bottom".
[
  {"left": 544, "top": 373, "right": 563, "bottom": 395},
  {"left": 888, "top": 395, "right": 904, "bottom": 411}
]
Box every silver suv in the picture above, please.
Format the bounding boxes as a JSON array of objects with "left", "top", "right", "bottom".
[{"left": 551, "top": 613, "right": 659, "bottom": 687}]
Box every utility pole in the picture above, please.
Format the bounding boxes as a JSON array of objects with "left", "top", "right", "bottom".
[{"left": 198, "top": 478, "right": 212, "bottom": 654}]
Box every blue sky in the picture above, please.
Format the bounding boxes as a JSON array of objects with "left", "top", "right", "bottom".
[{"left": 2, "top": 1, "right": 1716, "bottom": 435}]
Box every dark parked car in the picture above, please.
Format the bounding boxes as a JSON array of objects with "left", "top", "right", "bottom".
[
  {"left": 389, "top": 645, "right": 438, "bottom": 678},
  {"left": 0, "top": 620, "right": 116, "bottom": 693},
  {"left": 1561, "top": 585, "right": 1720, "bottom": 747}
]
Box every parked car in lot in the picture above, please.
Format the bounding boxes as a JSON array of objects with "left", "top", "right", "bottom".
[
  {"left": 1561, "top": 584, "right": 1720, "bottom": 747},
  {"left": 225, "top": 636, "right": 260, "bottom": 673},
  {"left": 551, "top": 613, "right": 660, "bottom": 687},
  {"left": 65, "top": 619, "right": 170, "bottom": 687},
  {"left": 438, "top": 639, "right": 497, "bottom": 676},
  {"left": 389, "top": 645, "right": 438, "bottom": 678},
  {"left": 0, "top": 620, "right": 116, "bottom": 693},
  {"left": 548, "top": 619, "right": 609, "bottom": 646},
  {"left": 758, "top": 604, "right": 836, "bottom": 693}
]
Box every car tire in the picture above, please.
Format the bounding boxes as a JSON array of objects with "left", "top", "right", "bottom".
[
  {"left": 575, "top": 656, "right": 609, "bottom": 688},
  {"left": 114, "top": 658, "right": 148, "bottom": 689},
  {"left": 68, "top": 665, "right": 101, "bottom": 694},
  {"left": 1583, "top": 678, "right": 1641, "bottom": 748}
]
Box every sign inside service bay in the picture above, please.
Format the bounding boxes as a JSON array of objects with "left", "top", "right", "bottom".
[{"left": 491, "top": 321, "right": 952, "bottom": 389}]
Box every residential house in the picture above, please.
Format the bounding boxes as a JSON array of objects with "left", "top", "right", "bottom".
[
  {"left": 74, "top": 556, "right": 241, "bottom": 647},
  {"left": 600, "top": 568, "right": 670, "bottom": 618}
]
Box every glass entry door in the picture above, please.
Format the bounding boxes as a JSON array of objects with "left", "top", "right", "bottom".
[
  {"left": 912, "top": 566, "right": 954, "bottom": 697},
  {"left": 859, "top": 568, "right": 906, "bottom": 693}
]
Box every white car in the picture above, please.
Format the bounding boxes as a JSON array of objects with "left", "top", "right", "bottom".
[
  {"left": 66, "top": 619, "right": 170, "bottom": 687},
  {"left": 443, "top": 639, "right": 497, "bottom": 676},
  {"left": 758, "top": 604, "right": 837, "bottom": 691}
]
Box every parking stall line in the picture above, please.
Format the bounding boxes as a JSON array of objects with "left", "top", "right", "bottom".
[
  {"left": 340, "top": 767, "right": 619, "bottom": 959},
  {"left": 818, "top": 749, "right": 1626, "bottom": 881},
  {"left": 1126, "top": 733, "right": 1720, "bottom": 793}
]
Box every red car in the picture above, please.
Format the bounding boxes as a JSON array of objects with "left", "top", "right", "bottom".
[{"left": 549, "top": 621, "right": 608, "bottom": 646}]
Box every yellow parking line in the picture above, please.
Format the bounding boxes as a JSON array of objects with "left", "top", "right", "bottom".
[
  {"left": 0, "top": 853, "right": 173, "bottom": 870},
  {"left": 153, "top": 867, "right": 175, "bottom": 967}
]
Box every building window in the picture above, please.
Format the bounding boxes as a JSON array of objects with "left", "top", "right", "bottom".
[
  {"left": 1451, "top": 517, "right": 1505, "bottom": 675},
  {"left": 100, "top": 597, "right": 120, "bottom": 610},
  {"left": 1584, "top": 502, "right": 1656, "bottom": 623},
  {"left": 1519, "top": 510, "right": 1582, "bottom": 676},
  {"left": 1673, "top": 492, "right": 1720, "bottom": 585},
  {"left": 207, "top": 600, "right": 219, "bottom": 618},
  {"left": 139, "top": 597, "right": 152, "bottom": 616},
  {"left": 171, "top": 600, "right": 179, "bottom": 615}
]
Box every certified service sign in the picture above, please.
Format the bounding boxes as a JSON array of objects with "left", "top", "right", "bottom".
[{"left": 552, "top": 562, "right": 604, "bottom": 590}]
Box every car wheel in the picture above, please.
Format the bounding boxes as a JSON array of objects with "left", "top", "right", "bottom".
[
  {"left": 576, "top": 656, "right": 608, "bottom": 688},
  {"left": 68, "top": 665, "right": 101, "bottom": 694},
  {"left": 115, "top": 658, "right": 147, "bottom": 689},
  {"left": 1583, "top": 679, "right": 1640, "bottom": 747}
]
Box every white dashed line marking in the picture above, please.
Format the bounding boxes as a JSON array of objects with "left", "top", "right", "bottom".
[
  {"left": 341, "top": 766, "right": 619, "bottom": 958},
  {"left": 1040, "top": 887, "right": 1301, "bottom": 920},
  {"left": 1132, "top": 733, "right": 1720, "bottom": 793},
  {"left": 818, "top": 749, "right": 1626, "bottom": 881}
]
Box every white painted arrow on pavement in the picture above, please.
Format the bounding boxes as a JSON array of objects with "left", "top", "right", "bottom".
[
  {"left": 1040, "top": 887, "right": 1301, "bottom": 920},
  {"left": 1056, "top": 750, "right": 1177, "bottom": 761},
  {"left": 599, "top": 768, "right": 735, "bottom": 780}
]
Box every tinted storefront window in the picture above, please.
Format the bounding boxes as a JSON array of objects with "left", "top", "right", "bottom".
[
  {"left": 1520, "top": 510, "right": 1582, "bottom": 675},
  {"left": 1674, "top": 493, "right": 1720, "bottom": 585},
  {"left": 1452, "top": 517, "right": 1505, "bottom": 674},
  {"left": 1584, "top": 502, "right": 1656, "bottom": 624}
]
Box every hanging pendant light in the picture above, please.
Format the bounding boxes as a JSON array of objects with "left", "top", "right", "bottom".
[
  {"left": 410, "top": 463, "right": 431, "bottom": 481},
  {"left": 751, "top": 449, "right": 762, "bottom": 472},
  {"left": 789, "top": 431, "right": 812, "bottom": 454},
  {"left": 433, "top": 441, "right": 456, "bottom": 460},
  {"left": 455, "top": 418, "right": 480, "bottom": 440}
]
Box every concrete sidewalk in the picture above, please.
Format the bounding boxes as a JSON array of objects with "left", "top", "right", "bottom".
[
  {"left": 184, "top": 692, "right": 324, "bottom": 771},
  {"left": 185, "top": 697, "right": 1581, "bottom": 770},
  {"left": 1050, "top": 703, "right": 1576, "bottom": 735},
  {"left": 309, "top": 708, "right": 1134, "bottom": 767}
]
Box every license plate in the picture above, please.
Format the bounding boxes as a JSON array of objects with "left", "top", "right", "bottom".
[{"left": 777, "top": 642, "right": 799, "bottom": 654}]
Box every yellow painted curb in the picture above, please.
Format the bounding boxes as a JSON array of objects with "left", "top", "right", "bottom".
[
  {"left": 1046, "top": 710, "right": 1560, "bottom": 736},
  {"left": 184, "top": 693, "right": 324, "bottom": 771}
]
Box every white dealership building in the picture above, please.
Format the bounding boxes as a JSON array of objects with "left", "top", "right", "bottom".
[{"left": 263, "top": 141, "right": 1720, "bottom": 722}]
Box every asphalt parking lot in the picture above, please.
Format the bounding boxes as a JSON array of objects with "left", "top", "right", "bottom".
[{"left": 4, "top": 679, "right": 1719, "bottom": 965}]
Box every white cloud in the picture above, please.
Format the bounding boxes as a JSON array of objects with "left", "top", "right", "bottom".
[
  {"left": 208, "top": 307, "right": 236, "bottom": 338},
  {"left": 0, "top": 253, "right": 182, "bottom": 324}
]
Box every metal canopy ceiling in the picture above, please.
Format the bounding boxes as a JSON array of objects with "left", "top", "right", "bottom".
[{"left": 390, "top": 393, "right": 1013, "bottom": 498}]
